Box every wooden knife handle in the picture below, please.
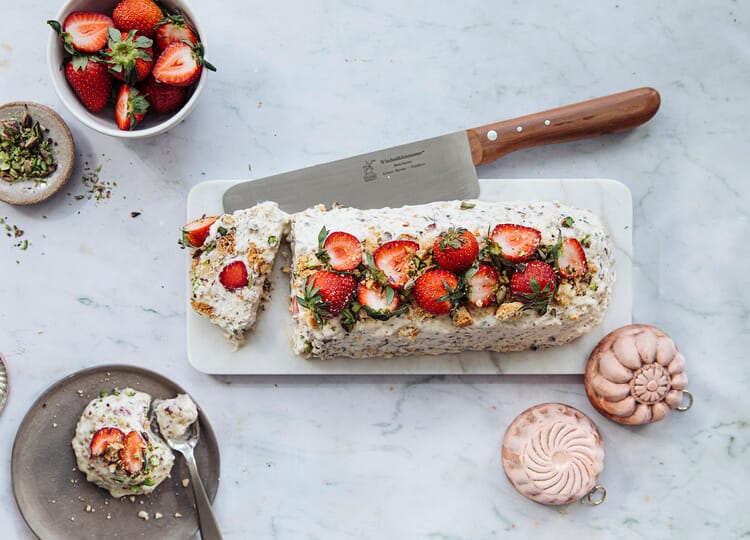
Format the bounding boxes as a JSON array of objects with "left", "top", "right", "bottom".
[{"left": 466, "top": 87, "right": 661, "bottom": 166}]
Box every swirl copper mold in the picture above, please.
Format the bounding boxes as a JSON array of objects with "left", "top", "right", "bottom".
[
  {"left": 502, "top": 402, "right": 605, "bottom": 506},
  {"left": 584, "top": 324, "right": 693, "bottom": 425}
]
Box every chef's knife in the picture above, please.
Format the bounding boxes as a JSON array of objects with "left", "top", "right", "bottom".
[{"left": 223, "top": 87, "right": 660, "bottom": 213}]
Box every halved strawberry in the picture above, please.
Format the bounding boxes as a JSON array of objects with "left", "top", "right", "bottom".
[
  {"left": 119, "top": 430, "right": 146, "bottom": 475},
  {"left": 466, "top": 264, "right": 500, "bottom": 308},
  {"left": 557, "top": 238, "right": 588, "bottom": 278},
  {"left": 140, "top": 74, "right": 188, "bottom": 114},
  {"left": 90, "top": 427, "right": 124, "bottom": 457},
  {"left": 297, "top": 271, "right": 356, "bottom": 323},
  {"left": 152, "top": 41, "right": 215, "bottom": 87},
  {"left": 509, "top": 260, "right": 557, "bottom": 313},
  {"left": 219, "top": 260, "right": 249, "bottom": 290},
  {"left": 115, "top": 84, "right": 149, "bottom": 130},
  {"left": 180, "top": 215, "right": 217, "bottom": 248},
  {"left": 373, "top": 240, "right": 420, "bottom": 290},
  {"left": 490, "top": 224, "right": 542, "bottom": 263},
  {"left": 48, "top": 12, "right": 114, "bottom": 54},
  {"left": 357, "top": 279, "right": 404, "bottom": 320},
  {"left": 321, "top": 231, "right": 362, "bottom": 271},
  {"left": 413, "top": 269, "right": 461, "bottom": 316},
  {"left": 433, "top": 227, "right": 479, "bottom": 272},
  {"left": 104, "top": 28, "right": 154, "bottom": 84},
  {"left": 154, "top": 13, "right": 198, "bottom": 52}
]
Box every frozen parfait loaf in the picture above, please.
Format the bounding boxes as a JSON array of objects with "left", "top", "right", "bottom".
[
  {"left": 288, "top": 200, "right": 615, "bottom": 359},
  {"left": 71, "top": 388, "right": 175, "bottom": 498},
  {"left": 183, "top": 201, "right": 290, "bottom": 344}
]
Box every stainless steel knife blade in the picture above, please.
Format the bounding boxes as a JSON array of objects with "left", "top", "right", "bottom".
[
  {"left": 223, "top": 132, "right": 478, "bottom": 213},
  {"left": 223, "top": 87, "right": 661, "bottom": 213}
]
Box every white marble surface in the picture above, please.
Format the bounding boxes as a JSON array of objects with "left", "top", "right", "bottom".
[{"left": 1, "top": 0, "right": 748, "bottom": 538}]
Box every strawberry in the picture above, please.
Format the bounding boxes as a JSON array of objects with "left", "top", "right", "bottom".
[
  {"left": 114, "top": 84, "right": 149, "bottom": 130},
  {"left": 219, "top": 260, "right": 249, "bottom": 290},
  {"left": 119, "top": 430, "right": 146, "bottom": 475},
  {"left": 48, "top": 12, "right": 114, "bottom": 54},
  {"left": 140, "top": 75, "right": 188, "bottom": 114},
  {"left": 112, "top": 0, "right": 163, "bottom": 38},
  {"left": 357, "top": 279, "right": 405, "bottom": 320},
  {"left": 466, "top": 264, "right": 500, "bottom": 308},
  {"left": 89, "top": 427, "right": 124, "bottom": 457},
  {"left": 557, "top": 238, "right": 588, "bottom": 278},
  {"left": 152, "top": 41, "right": 216, "bottom": 87},
  {"left": 180, "top": 215, "right": 217, "bottom": 248},
  {"left": 154, "top": 13, "right": 198, "bottom": 52},
  {"left": 320, "top": 230, "right": 362, "bottom": 271},
  {"left": 373, "top": 240, "right": 420, "bottom": 290},
  {"left": 509, "top": 260, "right": 557, "bottom": 313},
  {"left": 413, "top": 269, "right": 461, "bottom": 316},
  {"left": 433, "top": 227, "right": 479, "bottom": 272},
  {"left": 63, "top": 55, "right": 113, "bottom": 113},
  {"left": 490, "top": 224, "right": 542, "bottom": 263},
  {"left": 104, "top": 28, "right": 154, "bottom": 84},
  {"left": 297, "top": 271, "right": 356, "bottom": 323}
]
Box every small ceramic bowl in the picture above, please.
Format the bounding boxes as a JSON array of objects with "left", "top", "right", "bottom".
[
  {"left": 0, "top": 101, "right": 75, "bottom": 205},
  {"left": 47, "top": 0, "right": 209, "bottom": 139}
]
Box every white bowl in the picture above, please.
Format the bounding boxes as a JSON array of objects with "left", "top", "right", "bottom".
[{"left": 47, "top": 0, "right": 208, "bottom": 139}]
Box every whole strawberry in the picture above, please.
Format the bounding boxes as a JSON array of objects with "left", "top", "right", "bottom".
[
  {"left": 140, "top": 75, "right": 188, "bottom": 114},
  {"left": 64, "top": 55, "right": 112, "bottom": 113},
  {"left": 152, "top": 41, "right": 216, "bottom": 87},
  {"left": 112, "top": 0, "right": 163, "bottom": 38},
  {"left": 115, "top": 84, "right": 149, "bottom": 130},
  {"left": 104, "top": 28, "right": 154, "bottom": 84},
  {"left": 413, "top": 269, "right": 461, "bottom": 316},
  {"left": 509, "top": 260, "right": 557, "bottom": 313},
  {"left": 297, "top": 271, "right": 356, "bottom": 324},
  {"left": 433, "top": 227, "right": 479, "bottom": 272}
]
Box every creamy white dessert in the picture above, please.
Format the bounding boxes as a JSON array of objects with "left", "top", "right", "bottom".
[
  {"left": 71, "top": 388, "right": 175, "bottom": 498},
  {"left": 188, "top": 201, "right": 290, "bottom": 344},
  {"left": 153, "top": 393, "right": 198, "bottom": 441},
  {"left": 288, "top": 200, "right": 615, "bottom": 359}
]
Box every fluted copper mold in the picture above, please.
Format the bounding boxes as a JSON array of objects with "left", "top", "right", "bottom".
[
  {"left": 502, "top": 402, "right": 605, "bottom": 506},
  {"left": 585, "top": 324, "right": 690, "bottom": 425}
]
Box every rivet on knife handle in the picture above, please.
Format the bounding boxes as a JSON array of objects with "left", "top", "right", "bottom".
[{"left": 466, "top": 87, "right": 661, "bottom": 166}]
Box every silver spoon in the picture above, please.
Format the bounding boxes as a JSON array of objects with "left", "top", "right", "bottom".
[
  {"left": 152, "top": 407, "right": 223, "bottom": 539},
  {"left": 0, "top": 353, "right": 8, "bottom": 414}
]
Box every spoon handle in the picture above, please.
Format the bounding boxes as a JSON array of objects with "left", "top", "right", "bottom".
[{"left": 184, "top": 448, "right": 223, "bottom": 539}]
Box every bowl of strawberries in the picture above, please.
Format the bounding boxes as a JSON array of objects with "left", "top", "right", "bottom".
[{"left": 47, "top": 0, "right": 215, "bottom": 137}]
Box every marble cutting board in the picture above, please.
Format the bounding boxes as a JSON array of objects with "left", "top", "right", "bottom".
[{"left": 185, "top": 178, "right": 632, "bottom": 375}]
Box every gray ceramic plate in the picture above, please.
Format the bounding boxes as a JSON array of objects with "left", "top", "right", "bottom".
[
  {"left": 11, "top": 365, "right": 220, "bottom": 539},
  {"left": 0, "top": 101, "right": 75, "bottom": 205}
]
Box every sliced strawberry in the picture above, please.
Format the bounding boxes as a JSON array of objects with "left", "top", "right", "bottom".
[
  {"left": 48, "top": 12, "right": 114, "bottom": 54},
  {"left": 433, "top": 227, "right": 479, "bottom": 272},
  {"left": 180, "top": 216, "right": 217, "bottom": 248},
  {"left": 140, "top": 74, "right": 188, "bottom": 114},
  {"left": 152, "top": 41, "right": 215, "bottom": 87},
  {"left": 63, "top": 55, "right": 113, "bottom": 113},
  {"left": 90, "top": 427, "right": 124, "bottom": 457},
  {"left": 104, "top": 28, "right": 154, "bottom": 84},
  {"left": 509, "top": 260, "right": 557, "bottom": 312},
  {"left": 154, "top": 14, "right": 198, "bottom": 52},
  {"left": 490, "top": 224, "right": 542, "bottom": 263},
  {"left": 466, "top": 264, "right": 500, "bottom": 308},
  {"left": 322, "top": 231, "right": 362, "bottom": 271},
  {"left": 115, "top": 84, "right": 149, "bottom": 130},
  {"left": 557, "top": 238, "right": 588, "bottom": 278},
  {"left": 219, "top": 260, "right": 249, "bottom": 290},
  {"left": 357, "top": 280, "right": 404, "bottom": 320},
  {"left": 373, "top": 240, "right": 420, "bottom": 290},
  {"left": 413, "top": 269, "right": 461, "bottom": 316},
  {"left": 297, "top": 271, "right": 356, "bottom": 322},
  {"left": 119, "top": 431, "right": 146, "bottom": 475},
  {"left": 112, "top": 0, "right": 163, "bottom": 38}
]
